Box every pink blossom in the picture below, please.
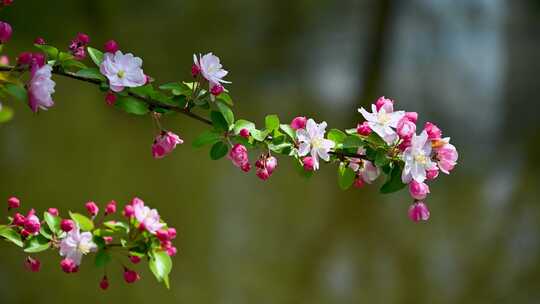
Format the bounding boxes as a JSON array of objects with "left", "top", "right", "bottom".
[
  {"left": 60, "top": 258, "right": 78, "bottom": 273},
  {"left": 166, "top": 247, "right": 177, "bottom": 256},
  {"left": 265, "top": 156, "right": 278, "bottom": 174},
  {"left": 25, "top": 256, "right": 41, "bottom": 272},
  {"left": 34, "top": 37, "right": 46, "bottom": 45},
  {"left": 398, "top": 138, "right": 411, "bottom": 152},
  {"left": 356, "top": 121, "right": 372, "bottom": 136},
  {"left": 408, "top": 202, "right": 430, "bottom": 222},
  {"left": 193, "top": 53, "right": 230, "bottom": 88},
  {"left": 23, "top": 211, "right": 40, "bottom": 235},
  {"left": 47, "top": 207, "right": 59, "bottom": 216},
  {"left": 375, "top": 96, "right": 394, "bottom": 113},
  {"left": 156, "top": 229, "right": 170, "bottom": 242},
  {"left": 13, "top": 213, "right": 25, "bottom": 226},
  {"left": 133, "top": 199, "right": 165, "bottom": 234},
  {"left": 239, "top": 128, "right": 250, "bottom": 138},
  {"left": 397, "top": 117, "right": 416, "bottom": 139},
  {"left": 123, "top": 204, "right": 134, "bottom": 218},
  {"left": 105, "top": 200, "right": 117, "bottom": 215},
  {"left": 0, "top": 21, "right": 12, "bottom": 43},
  {"left": 60, "top": 219, "right": 75, "bottom": 232},
  {"left": 435, "top": 139, "right": 458, "bottom": 174},
  {"left": 424, "top": 122, "right": 442, "bottom": 140},
  {"left": 302, "top": 156, "right": 315, "bottom": 171},
  {"left": 104, "top": 40, "right": 119, "bottom": 53},
  {"left": 100, "top": 51, "right": 146, "bottom": 92},
  {"left": 123, "top": 268, "right": 140, "bottom": 283},
  {"left": 100, "top": 276, "right": 109, "bottom": 290},
  {"left": 426, "top": 166, "right": 439, "bottom": 180},
  {"left": 290, "top": 116, "right": 307, "bottom": 130},
  {"left": 409, "top": 181, "right": 430, "bottom": 200},
  {"left": 152, "top": 131, "right": 183, "bottom": 159},
  {"left": 105, "top": 91, "right": 117, "bottom": 105},
  {"left": 358, "top": 160, "right": 380, "bottom": 184},
  {"left": 7, "top": 196, "right": 20, "bottom": 209},
  {"left": 168, "top": 227, "right": 177, "bottom": 239},
  {"left": 210, "top": 83, "right": 224, "bottom": 96},
  {"left": 17, "top": 52, "right": 33, "bottom": 66},
  {"left": 256, "top": 168, "right": 270, "bottom": 181},
  {"left": 68, "top": 33, "right": 90, "bottom": 60},
  {"left": 191, "top": 64, "right": 201, "bottom": 77},
  {"left": 228, "top": 144, "right": 250, "bottom": 170},
  {"left": 404, "top": 112, "right": 418, "bottom": 123},
  {"left": 85, "top": 201, "right": 99, "bottom": 216},
  {"left": 353, "top": 177, "right": 365, "bottom": 188},
  {"left": 27, "top": 64, "right": 55, "bottom": 112},
  {"left": 59, "top": 227, "right": 97, "bottom": 265}
]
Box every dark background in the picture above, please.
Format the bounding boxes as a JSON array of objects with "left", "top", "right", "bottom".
[{"left": 1, "top": 0, "right": 540, "bottom": 303}]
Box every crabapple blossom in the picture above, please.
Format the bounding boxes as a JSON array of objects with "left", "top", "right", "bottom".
[
  {"left": 401, "top": 131, "right": 437, "bottom": 184},
  {"left": 424, "top": 122, "right": 442, "bottom": 140},
  {"left": 100, "top": 276, "right": 109, "bottom": 290},
  {"left": 123, "top": 204, "right": 134, "bottom": 218},
  {"left": 168, "top": 227, "right": 177, "bottom": 239},
  {"left": 13, "top": 212, "right": 25, "bottom": 226},
  {"left": 60, "top": 219, "right": 75, "bottom": 232},
  {"left": 27, "top": 64, "right": 55, "bottom": 112},
  {"left": 104, "top": 40, "right": 119, "bottom": 53},
  {"left": 25, "top": 256, "right": 41, "bottom": 272},
  {"left": 358, "top": 103, "right": 405, "bottom": 145},
  {"left": 133, "top": 199, "right": 165, "bottom": 234},
  {"left": 47, "top": 208, "right": 59, "bottom": 216},
  {"left": 85, "top": 201, "right": 99, "bottom": 216},
  {"left": 409, "top": 181, "right": 430, "bottom": 200},
  {"left": 375, "top": 96, "right": 394, "bottom": 113},
  {"left": 100, "top": 51, "right": 146, "bottom": 92},
  {"left": 239, "top": 128, "right": 250, "bottom": 138},
  {"left": 353, "top": 177, "right": 365, "bottom": 188},
  {"left": 290, "top": 116, "right": 307, "bottom": 130},
  {"left": 0, "top": 21, "right": 12, "bottom": 43},
  {"left": 7, "top": 196, "right": 20, "bottom": 209},
  {"left": 60, "top": 258, "right": 78, "bottom": 273},
  {"left": 105, "top": 91, "right": 117, "bottom": 105},
  {"left": 156, "top": 229, "right": 169, "bottom": 242},
  {"left": 69, "top": 33, "right": 90, "bottom": 60},
  {"left": 302, "top": 156, "right": 315, "bottom": 171},
  {"left": 408, "top": 202, "right": 430, "bottom": 222},
  {"left": 59, "top": 227, "right": 97, "bottom": 265},
  {"left": 426, "top": 166, "right": 439, "bottom": 180},
  {"left": 23, "top": 211, "right": 40, "bottom": 235},
  {"left": 129, "top": 255, "right": 141, "bottom": 264},
  {"left": 167, "top": 247, "right": 177, "bottom": 256},
  {"left": 123, "top": 268, "right": 140, "bottom": 283},
  {"left": 193, "top": 53, "right": 230, "bottom": 88},
  {"left": 404, "top": 112, "right": 418, "bottom": 123},
  {"left": 228, "top": 144, "right": 250, "bottom": 171},
  {"left": 358, "top": 160, "right": 380, "bottom": 184},
  {"left": 210, "top": 83, "right": 224, "bottom": 96},
  {"left": 152, "top": 131, "right": 183, "bottom": 159},
  {"left": 105, "top": 200, "right": 117, "bottom": 215},
  {"left": 397, "top": 117, "right": 416, "bottom": 139},
  {"left": 296, "top": 119, "right": 335, "bottom": 170},
  {"left": 434, "top": 138, "right": 458, "bottom": 174},
  {"left": 356, "top": 121, "right": 372, "bottom": 136}
]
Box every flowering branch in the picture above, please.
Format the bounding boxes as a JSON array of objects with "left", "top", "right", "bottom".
[{"left": 0, "top": 1, "right": 459, "bottom": 290}]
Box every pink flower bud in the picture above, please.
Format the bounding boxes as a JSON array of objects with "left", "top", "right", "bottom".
[
  {"left": 426, "top": 167, "right": 439, "bottom": 180},
  {"left": 435, "top": 142, "right": 458, "bottom": 174},
  {"left": 240, "top": 162, "right": 251, "bottom": 172},
  {"left": 25, "top": 256, "right": 41, "bottom": 272},
  {"left": 76, "top": 33, "right": 90, "bottom": 45},
  {"left": 60, "top": 258, "right": 78, "bottom": 273},
  {"left": 2, "top": 0, "right": 14, "bottom": 6},
  {"left": 156, "top": 229, "right": 170, "bottom": 242},
  {"left": 356, "top": 121, "right": 372, "bottom": 136},
  {"left": 47, "top": 208, "right": 58, "bottom": 216},
  {"left": 103, "top": 236, "right": 113, "bottom": 244},
  {"left": 85, "top": 201, "right": 99, "bottom": 216},
  {"left": 290, "top": 116, "right": 307, "bottom": 130},
  {"left": 99, "top": 276, "right": 109, "bottom": 290},
  {"left": 239, "top": 128, "right": 250, "bottom": 138},
  {"left": 161, "top": 240, "right": 172, "bottom": 250},
  {"left": 60, "top": 219, "right": 75, "bottom": 232},
  {"left": 353, "top": 177, "right": 365, "bottom": 188},
  {"left": 265, "top": 156, "right": 278, "bottom": 175},
  {"left": 166, "top": 246, "right": 177, "bottom": 256},
  {"left": 17, "top": 52, "right": 33, "bottom": 66},
  {"left": 375, "top": 96, "right": 394, "bottom": 113},
  {"left": 105, "top": 91, "right": 117, "bottom": 106},
  {"left": 424, "top": 122, "right": 442, "bottom": 140},
  {"left": 404, "top": 112, "right": 418, "bottom": 123},
  {"left": 123, "top": 204, "right": 134, "bottom": 218},
  {"left": 0, "top": 21, "right": 12, "bottom": 44},
  {"left": 30, "top": 52, "right": 45, "bottom": 69},
  {"left": 20, "top": 229, "right": 30, "bottom": 238},
  {"left": 129, "top": 255, "right": 141, "bottom": 264},
  {"left": 7, "top": 196, "right": 20, "bottom": 209},
  {"left": 34, "top": 37, "right": 46, "bottom": 45},
  {"left": 152, "top": 131, "right": 184, "bottom": 159},
  {"left": 302, "top": 156, "right": 314, "bottom": 171},
  {"left": 24, "top": 213, "right": 41, "bottom": 235},
  {"left": 397, "top": 117, "right": 416, "bottom": 140},
  {"left": 144, "top": 74, "right": 152, "bottom": 84},
  {"left": 105, "top": 200, "right": 117, "bottom": 215},
  {"left": 123, "top": 268, "right": 140, "bottom": 283},
  {"left": 13, "top": 212, "right": 25, "bottom": 226},
  {"left": 408, "top": 202, "right": 430, "bottom": 222},
  {"left": 191, "top": 64, "right": 201, "bottom": 77},
  {"left": 408, "top": 181, "right": 430, "bottom": 200},
  {"left": 104, "top": 40, "right": 119, "bottom": 53},
  {"left": 168, "top": 227, "right": 177, "bottom": 239},
  {"left": 228, "top": 144, "right": 250, "bottom": 169},
  {"left": 256, "top": 168, "right": 270, "bottom": 181},
  {"left": 210, "top": 83, "right": 224, "bottom": 96}
]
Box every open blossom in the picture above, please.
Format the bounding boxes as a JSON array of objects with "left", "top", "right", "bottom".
[
  {"left": 296, "top": 119, "right": 335, "bottom": 170},
  {"left": 152, "top": 131, "right": 183, "bottom": 159},
  {"left": 434, "top": 138, "right": 458, "bottom": 174},
  {"left": 28, "top": 64, "right": 55, "bottom": 112},
  {"left": 397, "top": 117, "right": 416, "bottom": 139},
  {"left": 358, "top": 103, "right": 405, "bottom": 145},
  {"left": 59, "top": 227, "right": 97, "bottom": 265},
  {"left": 193, "top": 53, "right": 230, "bottom": 88},
  {"left": 401, "top": 131, "right": 437, "bottom": 184},
  {"left": 133, "top": 199, "right": 165, "bottom": 234},
  {"left": 100, "top": 51, "right": 146, "bottom": 92}
]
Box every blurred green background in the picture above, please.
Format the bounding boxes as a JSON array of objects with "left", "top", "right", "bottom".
[{"left": 1, "top": 0, "right": 540, "bottom": 303}]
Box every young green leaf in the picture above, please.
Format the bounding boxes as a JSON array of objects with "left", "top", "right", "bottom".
[
  {"left": 149, "top": 250, "right": 172, "bottom": 288},
  {"left": 211, "top": 111, "right": 229, "bottom": 131},
  {"left": 342, "top": 135, "right": 364, "bottom": 149},
  {"left": 87, "top": 47, "right": 104, "bottom": 66},
  {"left": 338, "top": 163, "right": 356, "bottom": 190},
  {"left": 380, "top": 163, "right": 407, "bottom": 194},
  {"left": 279, "top": 124, "right": 296, "bottom": 140},
  {"left": 233, "top": 119, "right": 256, "bottom": 135},
  {"left": 216, "top": 101, "right": 234, "bottom": 126},
  {"left": 328, "top": 129, "right": 347, "bottom": 144},
  {"left": 216, "top": 92, "right": 234, "bottom": 106},
  {"left": 192, "top": 130, "right": 221, "bottom": 148},
  {"left": 210, "top": 141, "right": 229, "bottom": 160},
  {"left": 374, "top": 149, "right": 390, "bottom": 167},
  {"left": 69, "top": 212, "right": 95, "bottom": 231},
  {"left": 0, "top": 226, "right": 23, "bottom": 247},
  {"left": 44, "top": 211, "right": 61, "bottom": 234},
  {"left": 24, "top": 235, "right": 51, "bottom": 253},
  {"left": 34, "top": 44, "right": 59, "bottom": 60},
  {"left": 265, "top": 114, "right": 280, "bottom": 131},
  {"left": 103, "top": 221, "right": 129, "bottom": 233},
  {"left": 115, "top": 96, "right": 150, "bottom": 115},
  {"left": 62, "top": 59, "right": 88, "bottom": 70},
  {"left": 75, "top": 68, "right": 106, "bottom": 81},
  {"left": 3, "top": 83, "right": 27, "bottom": 103}
]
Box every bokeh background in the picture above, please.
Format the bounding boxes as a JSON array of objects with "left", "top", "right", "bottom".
[{"left": 1, "top": 0, "right": 540, "bottom": 303}]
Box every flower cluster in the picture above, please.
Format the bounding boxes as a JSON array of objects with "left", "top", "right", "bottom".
[{"left": 0, "top": 196, "right": 177, "bottom": 289}]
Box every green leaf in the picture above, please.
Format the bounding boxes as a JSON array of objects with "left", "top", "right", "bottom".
[
  {"left": 216, "top": 92, "right": 233, "bottom": 106},
  {"left": 149, "top": 250, "right": 172, "bottom": 288},
  {"left": 374, "top": 149, "right": 390, "bottom": 167},
  {"left": 216, "top": 101, "right": 234, "bottom": 127},
  {"left": 44, "top": 211, "right": 61, "bottom": 234},
  {"left": 251, "top": 129, "right": 269, "bottom": 142},
  {"left": 211, "top": 111, "right": 229, "bottom": 131},
  {"left": 34, "top": 44, "right": 59, "bottom": 60},
  {"left": 103, "top": 221, "right": 129, "bottom": 233},
  {"left": 69, "top": 212, "right": 94, "bottom": 231},
  {"left": 95, "top": 250, "right": 112, "bottom": 267},
  {"left": 265, "top": 114, "right": 280, "bottom": 131},
  {"left": 193, "top": 130, "right": 221, "bottom": 148},
  {"left": 0, "top": 226, "right": 23, "bottom": 247},
  {"left": 75, "top": 67, "right": 106, "bottom": 81},
  {"left": 62, "top": 59, "right": 88, "bottom": 70},
  {"left": 343, "top": 135, "right": 364, "bottom": 149},
  {"left": 87, "top": 47, "right": 104, "bottom": 66},
  {"left": 233, "top": 119, "right": 256, "bottom": 135},
  {"left": 210, "top": 141, "right": 228, "bottom": 160},
  {"left": 129, "top": 84, "right": 156, "bottom": 98},
  {"left": 58, "top": 51, "right": 74, "bottom": 62},
  {"left": 279, "top": 124, "right": 296, "bottom": 140},
  {"left": 24, "top": 235, "right": 50, "bottom": 253},
  {"left": 40, "top": 226, "right": 53, "bottom": 240},
  {"left": 115, "top": 96, "right": 149, "bottom": 115},
  {"left": 338, "top": 163, "right": 356, "bottom": 190},
  {"left": 328, "top": 129, "right": 347, "bottom": 144},
  {"left": 380, "top": 163, "right": 407, "bottom": 194},
  {"left": 159, "top": 82, "right": 192, "bottom": 96},
  {"left": 4, "top": 83, "right": 27, "bottom": 103},
  {"left": 365, "top": 132, "right": 386, "bottom": 147},
  {"left": 345, "top": 128, "right": 358, "bottom": 135},
  {"left": 0, "top": 105, "right": 14, "bottom": 123}
]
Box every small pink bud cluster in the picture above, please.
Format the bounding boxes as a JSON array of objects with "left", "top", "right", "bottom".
[
  {"left": 156, "top": 227, "right": 178, "bottom": 256},
  {"left": 34, "top": 37, "right": 46, "bottom": 45},
  {"left": 85, "top": 201, "right": 99, "bottom": 217},
  {"left": 105, "top": 200, "right": 117, "bottom": 215},
  {"left": 290, "top": 116, "right": 307, "bottom": 130},
  {"left": 7, "top": 196, "right": 20, "bottom": 209},
  {"left": 17, "top": 52, "right": 45, "bottom": 73},
  {"left": 228, "top": 144, "right": 251, "bottom": 172},
  {"left": 12, "top": 207, "right": 41, "bottom": 238},
  {"left": 255, "top": 155, "right": 278, "bottom": 181},
  {"left": 68, "top": 33, "right": 90, "bottom": 60},
  {"left": 210, "top": 83, "right": 224, "bottom": 96},
  {"left": 152, "top": 131, "right": 184, "bottom": 159},
  {"left": 105, "top": 91, "right": 117, "bottom": 106}
]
